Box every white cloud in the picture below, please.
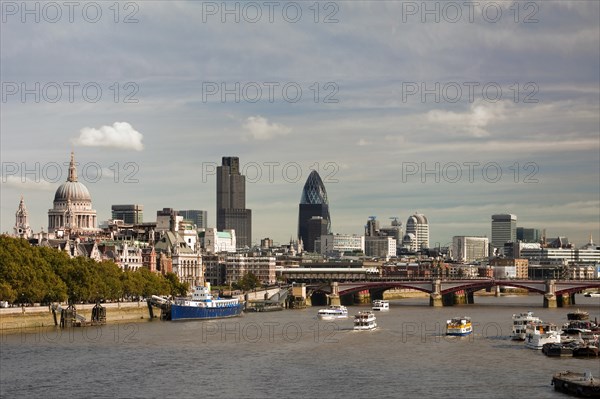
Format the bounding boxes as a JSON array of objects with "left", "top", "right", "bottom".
[
  {"left": 72, "top": 122, "right": 144, "bottom": 151},
  {"left": 1, "top": 176, "right": 54, "bottom": 191},
  {"left": 426, "top": 101, "right": 509, "bottom": 137},
  {"left": 242, "top": 116, "right": 291, "bottom": 141}
]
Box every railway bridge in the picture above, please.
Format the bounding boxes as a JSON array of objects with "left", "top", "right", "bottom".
[{"left": 303, "top": 279, "right": 600, "bottom": 308}]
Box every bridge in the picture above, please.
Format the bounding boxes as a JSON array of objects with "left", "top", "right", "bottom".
[{"left": 301, "top": 279, "right": 600, "bottom": 308}]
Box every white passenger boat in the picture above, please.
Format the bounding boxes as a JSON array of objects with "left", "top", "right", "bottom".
[
  {"left": 446, "top": 317, "right": 473, "bottom": 336},
  {"left": 371, "top": 300, "right": 389, "bottom": 311},
  {"left": 512, "top": 311, "right": 541, "bottom": 340},
  {"left": 525, "top": 322, "right": 561, "bottom": 349},
  {"left": 354, "top": 311, "right": 377, "bottom": 331},
  {"left": 317, "top": 305, "right": 348, "bottom": 320}
]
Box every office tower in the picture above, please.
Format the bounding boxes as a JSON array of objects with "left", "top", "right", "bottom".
[
  {"left": 298, "top": 170, "right": 331, "bottom": 252},
  {"left": 365, "top": 216, "right": 380, "bottom": 237},
  {"left": 179, "top": 210, "right": 207, "bottom": 229},
  {"left": 491, "top": 214, "right": 517, "bottom": 248},
  {"left": 111, "top": 204, "right": 144, "bottom": 224},
  {"left": 403, "top": 213, "right": 429, "bottom": 251},
  {"left": 217, "top": 157, "right": 252, "bottom": 248}
]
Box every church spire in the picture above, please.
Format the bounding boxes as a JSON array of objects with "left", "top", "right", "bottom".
[{"left": 68, "top": 151, "right": 77, "bottom": 182}]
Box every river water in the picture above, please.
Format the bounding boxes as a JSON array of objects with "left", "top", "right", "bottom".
[{"left": 1, "top": 295, "right": 599, "bottom": 398}]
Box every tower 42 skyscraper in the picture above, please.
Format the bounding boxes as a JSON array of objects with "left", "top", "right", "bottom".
[
  {"left": 298, "top": 170, "right": 331, "bottom": 252},
  {"left": 217, "top": 157, "right": 252, "bottom": 248}
]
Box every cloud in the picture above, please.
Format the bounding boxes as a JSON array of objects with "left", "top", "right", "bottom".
[
  {"left": 1, "top": 176, "right": 54, "bottom": 191},
  {"left": 426, "top": 101, "right": 509, "bottom": 137},
  {"left": 71, "top": 122, "right": 144, "bottom": 151},
  {"left": 242, "top": 116, "right": 291, "bottom": 141}
]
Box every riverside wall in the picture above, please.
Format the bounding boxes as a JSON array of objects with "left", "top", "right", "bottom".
[{"left": 0, "top": 302, "right": 150, "bottom": 331}]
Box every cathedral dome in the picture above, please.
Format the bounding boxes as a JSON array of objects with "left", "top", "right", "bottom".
[
  {"left": 53, "top": 152, "right": 92, "bottom": 202},
  {"left": 54, "top": 181, "right": 91, "bottom": 202}
]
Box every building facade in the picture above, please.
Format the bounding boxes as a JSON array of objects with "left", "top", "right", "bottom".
[
  {"left": 201, "top": 228, "right": 237, "bottom": 253},
  {"left": 452, "top": 236, "right": 489, "bottom": 263},
  {"left": 217, "top": 157, "right": 252, "bottom": 248},
  {"left": 224, "top": 254, "right": 276, "bottom": 286},
  {"left": 111, "top": 204, "right": 144, "bottom": 224}
]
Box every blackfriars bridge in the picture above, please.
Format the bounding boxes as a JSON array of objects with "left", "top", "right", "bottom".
[{"left": 300, "top": 279, "right": 600, "bottom": 308}]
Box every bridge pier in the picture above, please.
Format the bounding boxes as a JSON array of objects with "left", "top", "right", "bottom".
[
  {"left": 353, "top": 290, "right": 371, "bottom": 304},
  {"left": 544, "top": 280, "right": 557, "bottom": 308},
  {"left": 430, "top": 279, "right": 443, "bottom": 307},
  {"left": 467, "top": 291, "right": 474, "bottom": 304},
  {"left": 494, "top": 285, "right": 501, "bottom": 297},
  {"left": 328, "top": 294, "right": 340, "bottom": 306}
]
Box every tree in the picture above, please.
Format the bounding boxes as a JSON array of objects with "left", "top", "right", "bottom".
[{"left": 233, "top": 272, "right": 261, "bottom": 291}]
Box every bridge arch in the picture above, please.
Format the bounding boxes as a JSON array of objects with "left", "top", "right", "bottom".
[{"left": 338, "top": 282, "right": 433, "bottom": 296}]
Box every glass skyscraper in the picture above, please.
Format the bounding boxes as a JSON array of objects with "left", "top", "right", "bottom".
[{"left": 298, "top": 170, "right": 331, "bottom": 252}]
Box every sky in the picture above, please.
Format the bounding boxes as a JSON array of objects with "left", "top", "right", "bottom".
[{"left": 1, "top": 0, "right": 599, "bottom": 247}]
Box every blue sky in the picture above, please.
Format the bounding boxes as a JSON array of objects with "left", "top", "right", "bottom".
[{"left": 1, "top": 1, "right": 599, "bottom": 246}]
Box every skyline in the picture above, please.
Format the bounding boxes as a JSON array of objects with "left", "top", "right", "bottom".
[{"left": 1, "top": 1, "right": 599, "bottom": 246}]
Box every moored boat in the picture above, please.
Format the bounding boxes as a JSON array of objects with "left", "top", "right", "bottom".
[
  {"left": 551, "top": 371, "right": 600, "bottom": 397},
  {"left": 446, "top": 317, "right": 472, "bottom": 336},
  {"left": 317, "top": 305, "right": 349, "bottom": 320},
  {"left": 166, "top": 283, "right": 244, "bottom": 321},
  {"left": 542, "top": 342, "right": 575, "bottom": 357},
  {"left": 372, "top": 300, "right": 390, "bottom": 312},
  {"left": 512, "top": 311, "right": 541, "bottom": 340},
  {"left": 567, "top": 309, "right": 590, "bottom": 321},
  {"left": 573, "top": 345, "right": 600, "bottom": 358},
  {"left": 354, "top": 311, "right": 377, "bottom": 331},
  {"left": 525, "top": 322, "right": 561, "bottom": 349}
]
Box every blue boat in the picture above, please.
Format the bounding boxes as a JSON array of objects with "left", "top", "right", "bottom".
[{"left": 169, "top": 283, "right": 244, "bottom": 321}]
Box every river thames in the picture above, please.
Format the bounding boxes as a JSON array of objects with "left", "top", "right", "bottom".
[{"left": 1, "top": 295, "right": 599, "bottom": 398}]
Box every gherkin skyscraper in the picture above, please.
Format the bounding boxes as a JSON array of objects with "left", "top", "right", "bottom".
[{"left": 298, "top": 170, "right": 331, "bottom": 252}]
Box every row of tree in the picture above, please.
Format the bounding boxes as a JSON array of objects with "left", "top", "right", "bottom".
[{"left": 0, "top": 235, "right": 189, "bottom": 304}]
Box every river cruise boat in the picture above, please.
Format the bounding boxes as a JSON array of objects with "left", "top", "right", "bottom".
[
  {"left": 354, "top": 311, "right": 377, "bottom": 331},
  {"left": 511, "top": 311, "right": 541, "bottom": 340},
  {"left": 167, "top": 283, "right": 244, "bottom": 321},
  {"left": 525, "top": 322, "right": 561, "bottom": 349},
  {"left": 446, "top": 317, "right": 473, "bottom": 336},
  {"left": 317, "top": 305, "right": 349, "bottom": 320},
  {"left": 371, "top": 300, "right": 390, "bottom": 312}
]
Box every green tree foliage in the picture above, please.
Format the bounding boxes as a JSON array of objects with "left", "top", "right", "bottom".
[
  {"left": 0, "top": 235, "right": 189, "bottom": 304},
  {"left": 233, "top": 272, "right": 261, "bottom": 291}
]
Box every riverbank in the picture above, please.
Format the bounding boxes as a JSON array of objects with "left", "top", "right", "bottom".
[{"left": 0, "top": 302, "right": 150, "bottom": 331}]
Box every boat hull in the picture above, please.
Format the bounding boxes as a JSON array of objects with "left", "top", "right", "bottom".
[
  {"left": 446, "top": 331, "right": 472, "bottom": 336},
  {"left": 170, "top": 303, "right": 244, "bottom": 321}
]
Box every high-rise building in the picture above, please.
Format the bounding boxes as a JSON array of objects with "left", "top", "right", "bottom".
[
  {"left": 365, "top": 216, "right": 380, "bottom": 237},
  {"left": 298, "top": 170, "right": 331, "bottom": 252},
  {"left": 403, "top": 213, "right": 429, "bottom": 251},
  {"left": 516, "top": 227, "right": 540, "bottom": 243},
  {"left": 452, "top": 236, "right": 489, "bottom": 263},
  {"left": 111, "top": 204, "right": 144, "bottom": 224},
  {"left": 217, "top": 157, "right": 252, "bottom": 248},
  {"left": 179, "top": 209, "right": 207, "bottom": 229},
  {"left": 491, "top": 214, "right": 517, "bottom": 248}
]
